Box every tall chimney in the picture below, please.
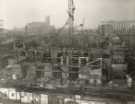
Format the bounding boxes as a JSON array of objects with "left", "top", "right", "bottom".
[
  {"left": 45, "top": 16, "right": 50, "bottom": 26},
  {"left": 0, "top": 19, "right": 4, "bottom": 32}
]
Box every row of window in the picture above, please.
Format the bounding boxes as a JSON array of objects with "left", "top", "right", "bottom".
[
  {"left": 112, "top": 58, "right": 125, "bottom": 64},
  {"left": 18, "top": 49, "right": 89, "bottom": 65},
  {"left": 35, "top": 66, "right": 80, "bottom": 81}
]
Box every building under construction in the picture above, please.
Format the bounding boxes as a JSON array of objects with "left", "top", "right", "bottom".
[{"left": 1, "top": 0, "right": 135, "bottom": 104}]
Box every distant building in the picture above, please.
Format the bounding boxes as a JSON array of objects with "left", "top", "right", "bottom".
[
  {"left": 25, "top": 16, "right": 55, "bottom": 35},
  {"left": 0, "top": 19, "right": 5, "bottom": 33},
  {"left": 45, "top": 16, "right": 50, "bottom": 26},
  {"left": 98, "top": 24, "right": 113, "bottom": 36},
  {"left": 101, "top": 20, "right": 135, "bottom": 33},
  {"left": 1, "top": 56, "right": 22, "bottom": 80},
  {"left": 99, "top": 20, "right": 135, "bottom": 48},
  {"left": 98, "top": 20, "right": 135, "bottom": 35}
]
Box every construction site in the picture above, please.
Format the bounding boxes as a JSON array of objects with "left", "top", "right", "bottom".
[{"left": 0, "top": 0, "right": 135, "bottom": 104}]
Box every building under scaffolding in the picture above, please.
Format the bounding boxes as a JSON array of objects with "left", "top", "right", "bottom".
[{"left": 1, "top": 0, "right": 135, "bottom": 104}]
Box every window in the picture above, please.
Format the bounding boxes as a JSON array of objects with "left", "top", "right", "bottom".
[
  {"left": 83, "top": 52, "right": 88, "bottom": 57},
  {"left": 112, "top": 56, "right": 125, "bottom": 64},
  {"left": 20, "top": 50, "right": 26, "bottom": 56},
  {"left": 15, "top": 40, "right": 24, "bottom": 49},
  {"left": 42, "top": 52, "right": 51, "bottom": 63},
  {"left": 80, "top": 58, "right": 87, "bottom": 65},
  {"left": 11, "top": 93, "right": 15, "bottom": 97},
  {"left": 71, "top": 58, "right": 79, "bottom": 65},
  {"left": 36, "top": 71, "right": 44, "bottom": 79},
  {"left": 69, "top": 67, "right": 79, "bottom": 81},
  {"left": 57, "top": 52, "right": 63, "bottom": 57},
  {"left": 53, "top": 66, "right": 62, "bottom": 79}
]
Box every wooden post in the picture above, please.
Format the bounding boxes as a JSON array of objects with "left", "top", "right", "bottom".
[
  {"left": 39, "top": 94, "right": 41, "bottom": 104},
  {"left": 19, "top": 92, "right": 22, "bottom": 104},
  {"left": 7, "top": 89, "right": 9, "bottom": 100},
  {"left": 15, "top": 91, "right": 17, "bottom": 101},
  {"left": 32, "top": 93, "right": 34, "bottom": 104}
]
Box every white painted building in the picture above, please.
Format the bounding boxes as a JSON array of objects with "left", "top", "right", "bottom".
[{"left": 0, "top": 88, "right": 48, "bottom": 104}]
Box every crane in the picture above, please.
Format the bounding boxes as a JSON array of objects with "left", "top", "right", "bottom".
[{"left": 67, "top": 0, "right": 75, "bottom": 34}]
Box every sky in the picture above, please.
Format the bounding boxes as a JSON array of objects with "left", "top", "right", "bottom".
[{"left": 0, "top": 0, "right": 135, "bottom": 29}]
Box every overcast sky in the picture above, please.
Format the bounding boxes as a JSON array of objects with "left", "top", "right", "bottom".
[{"left": 0, "top": 0, "right": 135, "bottom": 29}]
